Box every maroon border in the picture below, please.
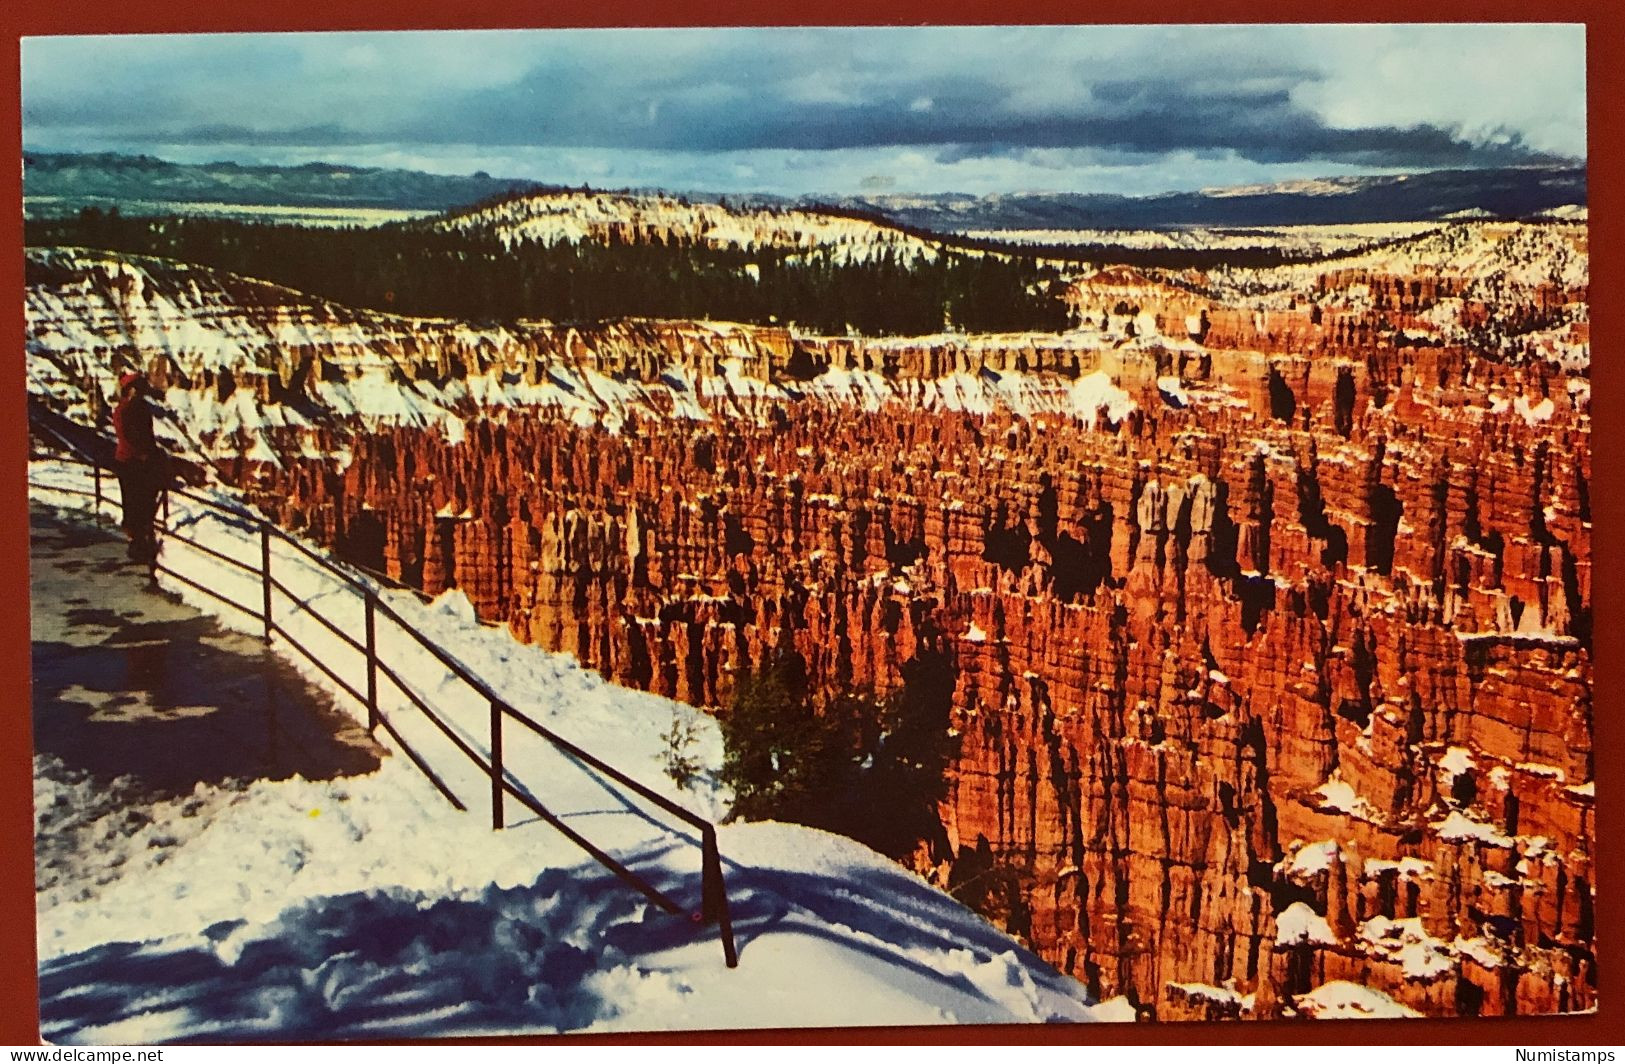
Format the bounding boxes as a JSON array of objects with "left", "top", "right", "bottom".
[{"left": 3, "top": 1, "right": 1619, "bottom": 1048}]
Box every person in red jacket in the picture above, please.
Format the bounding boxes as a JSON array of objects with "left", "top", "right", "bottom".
[{"left": 112, "top": 369, "right": 166, "bottom": 564}]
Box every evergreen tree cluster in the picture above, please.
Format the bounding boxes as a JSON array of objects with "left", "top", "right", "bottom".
[
  {"left": 802, "top": 200, "right": 1395, "bottom": 271},
  {"left": 719, "top": 647, "right": 956, "bottom": 861},
  {"left": 27, "top": 208, "right": 1071, "bottom": 337}
]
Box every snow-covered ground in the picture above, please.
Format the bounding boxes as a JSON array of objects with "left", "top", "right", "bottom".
[
  {"left": 957, "top": 222, "right": 1443, "bottom": 258},
  {"left": 433, "top": 190, "right": 944, "bottom": 266},
  {"left": 29, "top": 459, "right": 1111, "bottom": 1042},
  {"left": 1201, "top": 221, "right": 1588, "bottom": 307}
]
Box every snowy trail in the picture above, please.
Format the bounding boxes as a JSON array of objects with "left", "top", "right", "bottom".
[
  {"left": 29, "top": 459, "right": 729, "bottom": 831},
  {"left": 29, "top": 460, "right": 1110, "bottom": 1040},
  {"left": 37, "top": 817, "right": 1103, "bottom": 1041}
]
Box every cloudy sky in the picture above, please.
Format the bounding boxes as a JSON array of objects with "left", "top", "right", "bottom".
[{"left": 21, "top": 25, "right": 1587, "bottom": 197}]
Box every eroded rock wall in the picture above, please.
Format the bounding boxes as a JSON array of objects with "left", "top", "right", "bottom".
[{"left": 246, "top": 334, "right": 1592, "bottom": 1020}]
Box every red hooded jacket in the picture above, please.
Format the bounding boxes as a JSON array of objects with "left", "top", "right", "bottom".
[{"left": 113, "top": 391, "right": 158, "bottom": 464}]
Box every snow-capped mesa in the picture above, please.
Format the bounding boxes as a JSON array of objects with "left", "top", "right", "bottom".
[{"left": 433, "top": 189, "right": 945, "bottom": 265}]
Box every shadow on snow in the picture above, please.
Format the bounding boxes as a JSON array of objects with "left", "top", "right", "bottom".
[{"left": 41, "top": 836, "right": 1085, "bottom": 1041}]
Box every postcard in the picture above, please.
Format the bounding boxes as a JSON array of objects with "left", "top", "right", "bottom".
[{"left": 21, "top": 23, "right": 1593, "bottom": 1041}]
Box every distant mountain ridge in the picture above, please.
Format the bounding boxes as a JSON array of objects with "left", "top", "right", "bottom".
[
  {"left": 23, "top": 152, "right": 552, "bottom": 212},
  {"left": 816, "top": 166, "right": 1586, "bottom": 230},
  {"left": 24, "top": 151, "right": 1585, "bottom": 230}
]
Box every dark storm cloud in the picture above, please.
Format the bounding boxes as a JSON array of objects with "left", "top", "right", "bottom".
[
  {"left": 139, "top": 73, "right": 1561, "bottom": 172},
  {"left": 383, "top": 49, "right": 1567, "bottom": 170},
  {"left": 21, "top": 26, "right": 1585, "bottom": 185}
]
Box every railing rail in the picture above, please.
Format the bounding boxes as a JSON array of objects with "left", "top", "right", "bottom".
[{"left": 27, "top": 415, "right": 737, "bottom": 968}]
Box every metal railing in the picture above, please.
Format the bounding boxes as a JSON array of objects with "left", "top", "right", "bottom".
[{"left": 28, "top": 416, "right": 738, "bottom": 968}]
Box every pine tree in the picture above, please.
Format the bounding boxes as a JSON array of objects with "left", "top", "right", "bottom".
[{"left": 718, "top": 654, "right": 843, "bottom": 824}]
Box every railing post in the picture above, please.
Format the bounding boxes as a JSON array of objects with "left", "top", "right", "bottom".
[
  {"left": 93, "top": 463, "right": 103, "bottom": 522},
  {"left": 149, "top": 493, "right": 162, "bottom": 574},
  {"left": 364, "top": 590, "right": 379, "bottom": 733},
  {"left": 260, "top": 521, "right": 273, "bottom": 644},
  {"left": 490, "top": 700, "right": 505, "bottom": 831},
  {"left": 701, "top": 827, "right": 738, "bottom": 968}
]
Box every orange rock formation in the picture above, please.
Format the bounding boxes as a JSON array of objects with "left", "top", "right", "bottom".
[{"left": 243, "top": 311, "right": 1591, "bottom": 1018}]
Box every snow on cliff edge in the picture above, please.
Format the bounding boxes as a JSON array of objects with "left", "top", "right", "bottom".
[{"left": 30, "top": 462, "right": 1108, "bottom": 1041}]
